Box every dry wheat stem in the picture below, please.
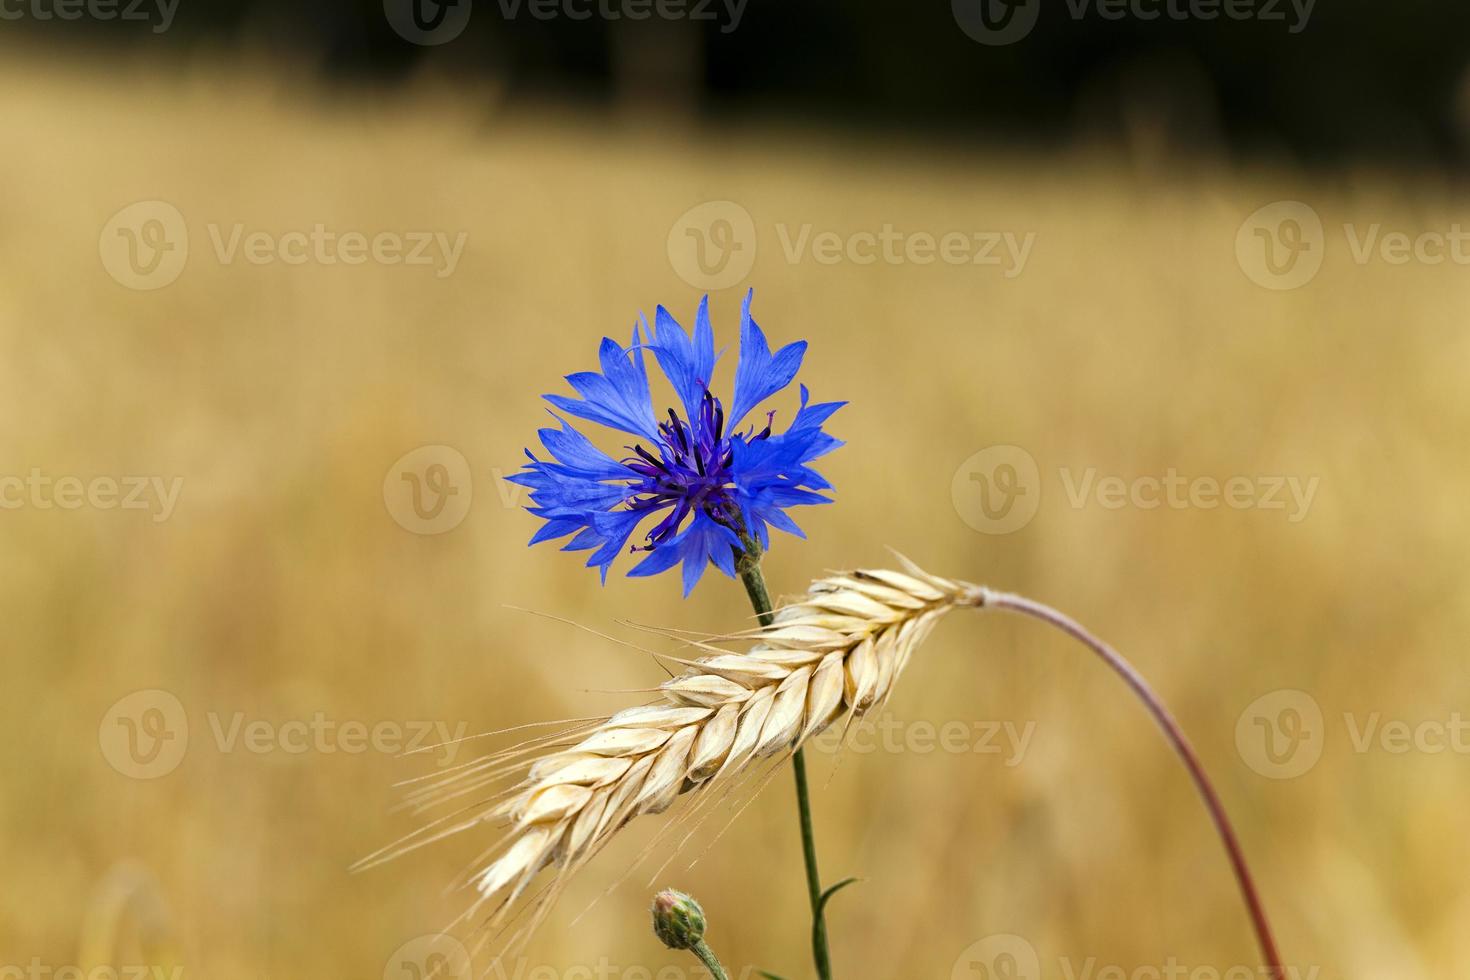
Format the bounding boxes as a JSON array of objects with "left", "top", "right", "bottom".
[{"left": 980, "top": 589, "right": 1285, "bottom": 978}]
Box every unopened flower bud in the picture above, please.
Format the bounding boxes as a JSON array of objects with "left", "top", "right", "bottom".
[{"left": 650, "top": 889, "right": 707, "bottom": 950}]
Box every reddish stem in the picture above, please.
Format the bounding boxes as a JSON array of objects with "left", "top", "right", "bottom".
[{"left": 979, "top": 589, "right": 1285, "bottom": 979}]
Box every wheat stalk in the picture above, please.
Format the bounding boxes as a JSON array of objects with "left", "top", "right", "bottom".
[
  {"left": 358, "top": 555, "right": 983, "bottom": 950},
  {"left": 362, "top": 557, "right": 1284, "bottom": 980}
]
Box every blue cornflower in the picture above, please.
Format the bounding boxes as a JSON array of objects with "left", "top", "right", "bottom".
[{"left": 510, "top": 291, "right": 844, "bottom": 595}]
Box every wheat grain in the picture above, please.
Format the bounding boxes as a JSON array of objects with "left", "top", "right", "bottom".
[{"left": 361, "top": 555, "right": 983, "bottom": 948}]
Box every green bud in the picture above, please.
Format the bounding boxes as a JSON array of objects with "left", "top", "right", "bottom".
[{"left": 650, "top": 889, "right": 707, "bottom": 950}]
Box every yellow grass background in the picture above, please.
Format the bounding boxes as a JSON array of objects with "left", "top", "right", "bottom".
[{"left": 2, "top": 47, "right": 1467, "bottom": 980}]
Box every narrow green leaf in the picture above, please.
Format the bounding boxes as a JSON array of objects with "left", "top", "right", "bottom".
[{"left": 815, "top": 876, "right": 862, "bottom": 917}]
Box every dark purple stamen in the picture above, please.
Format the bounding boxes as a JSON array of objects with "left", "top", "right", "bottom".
[{"left": 619, "top": 385, "right": 774, "bottom": 551}]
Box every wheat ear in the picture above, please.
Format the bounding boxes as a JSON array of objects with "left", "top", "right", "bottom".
[
  {"left": 362, "top": 559, "right": 1284, "bottom": 980},
  {"left": 357, "top": 556, "right": 983, "bottom": 948}
]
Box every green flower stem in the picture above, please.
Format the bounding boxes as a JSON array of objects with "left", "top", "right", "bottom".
[
  {"left": 789, "top": 747, "right": 830, "bottom": 978},
  {"left": 735, "top": 541, "right": 834, "bottom": 980},
  {"left": 690, "top": 939, "right": 731, "bottom": 980},
  {"left": 735, "top": 543, "right": 776, "bottom": 629}
]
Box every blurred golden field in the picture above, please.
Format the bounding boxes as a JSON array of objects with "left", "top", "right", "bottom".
[{"left": 3, "top": 45, "right": 1469, "bottom": 980}]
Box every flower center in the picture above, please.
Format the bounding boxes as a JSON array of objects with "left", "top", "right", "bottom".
[{"left": 622, "top": 388, "right": 774, "bottom": 551}]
